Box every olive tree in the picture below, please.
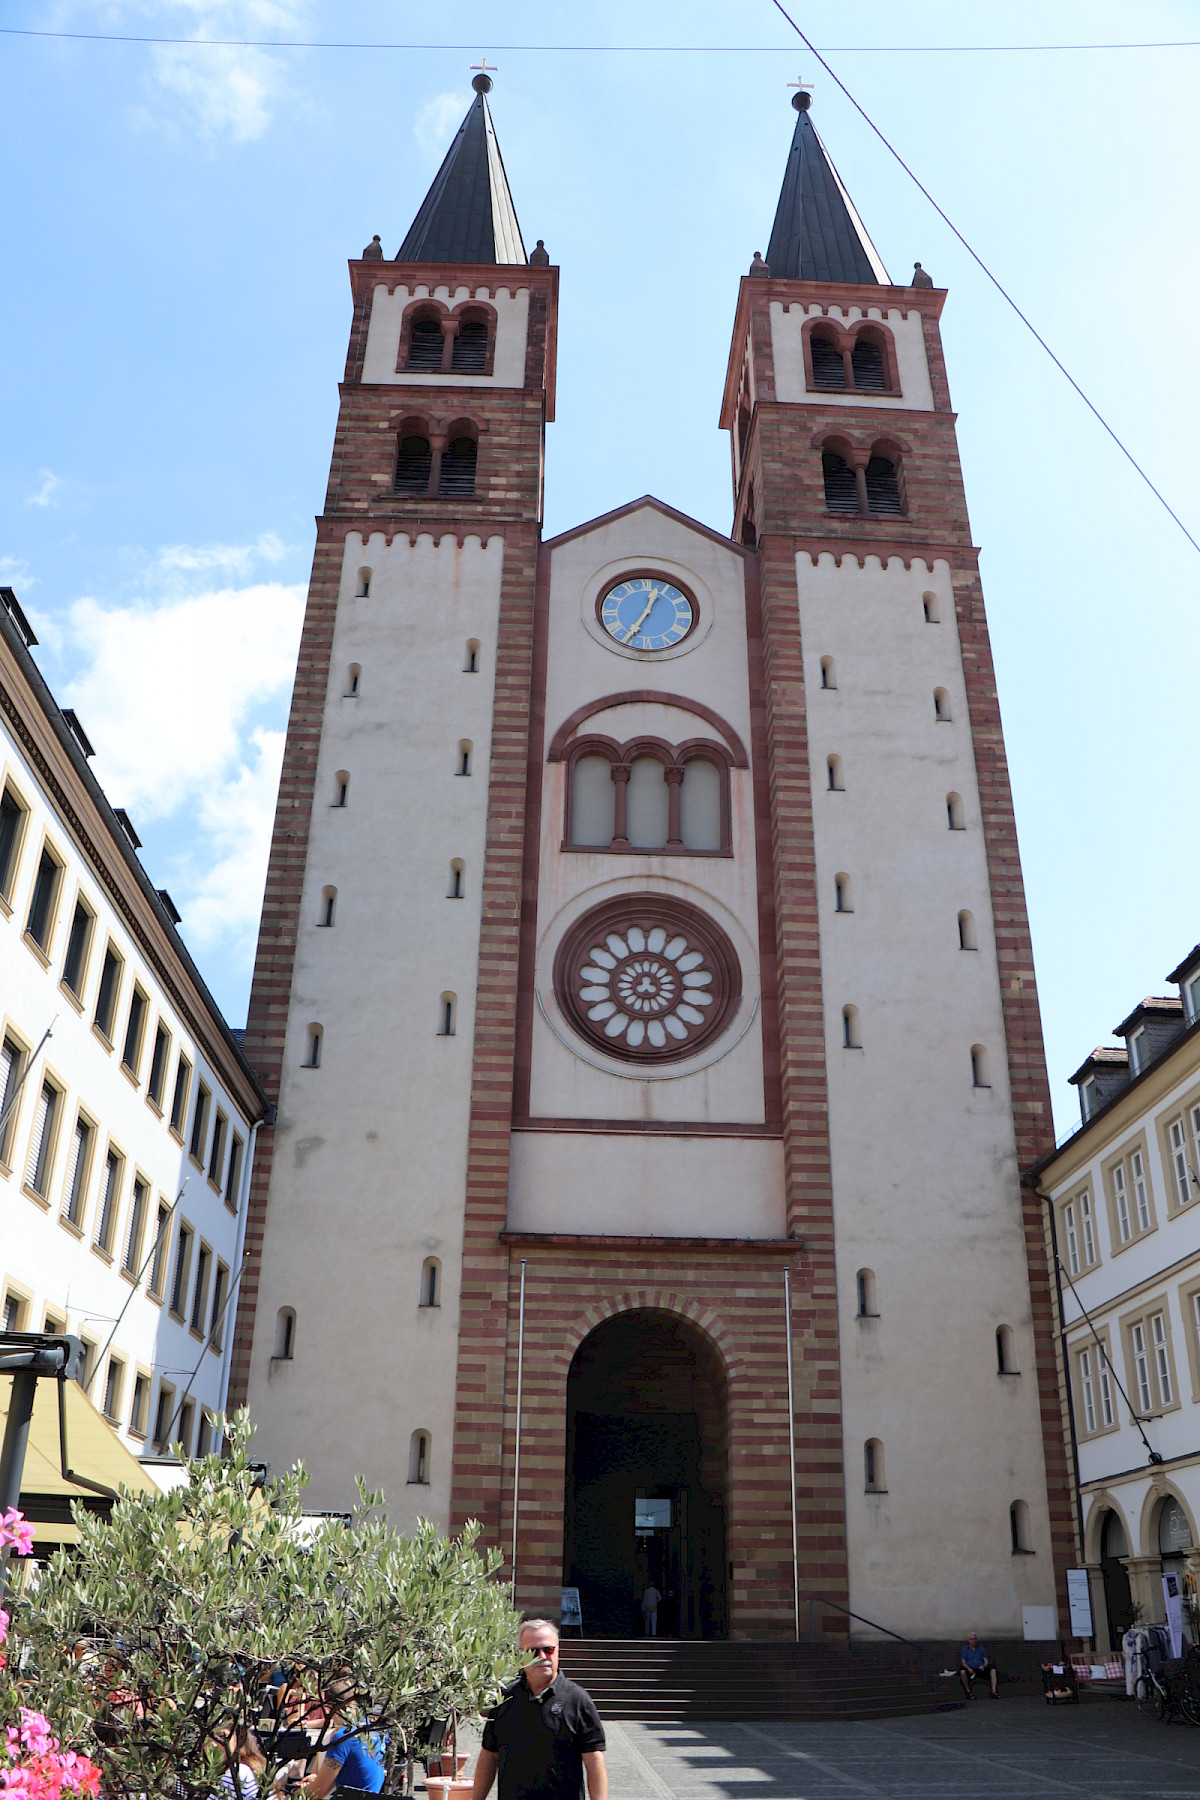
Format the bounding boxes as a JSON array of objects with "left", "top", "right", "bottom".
[{"left": 6, "top": 1414, "right": 520, "bottom": 1800}]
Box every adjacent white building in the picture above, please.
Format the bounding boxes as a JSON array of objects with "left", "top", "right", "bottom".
[
  {"left": 0, "top": 585, "right": 265, "bottom": 1476},
  {"left": 1029, "top": 946, "right": 1200, "bottom": 1649}
]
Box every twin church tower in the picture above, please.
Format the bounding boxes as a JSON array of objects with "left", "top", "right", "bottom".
[{"left": 230, "top": 78, "right": 1072, "bottom": 1642}]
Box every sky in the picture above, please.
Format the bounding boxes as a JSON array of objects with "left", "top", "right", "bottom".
[{"left": 2, "top": 0, "right": 1198, "bottom": 1137}]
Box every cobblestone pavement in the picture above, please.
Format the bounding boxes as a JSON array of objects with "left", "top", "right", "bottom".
[{"left": 596, "top": 1702, "right": 1200, "bottom": 1800}]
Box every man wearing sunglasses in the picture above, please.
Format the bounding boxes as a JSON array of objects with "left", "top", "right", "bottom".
[{"left": 472, "top": 1620, "right": 607, "bottom": 1800}]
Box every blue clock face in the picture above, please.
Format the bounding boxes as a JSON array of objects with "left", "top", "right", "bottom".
[{"left": 600, "top": 577, "right": 694, "bottom": 651}]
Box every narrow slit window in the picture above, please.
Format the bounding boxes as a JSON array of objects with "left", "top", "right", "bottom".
[
  {"left": 996, "top": 1324, "right": 1017, "bottom": 1374},
  {"left": 304, "top": 1025, "right": 322, "bottom": 1068},
  {"left": 408, "top": 1430, "right": 430, "bottom": 1484},
  {"left": 333, "top": 771, "right": 349, "bottom": 807},
  {"left": 457, "top": 742, "right": 472, "bottom": 777},
  {"left": 834, "top": 873, "right": 853, "bottom": 914},
  {"left": 420, "top": 1257, "right": 441, "bottom": 1307},
  {"left": 922, "top": 591, "right": 940, "bottom": 624},
  {"left": 934, "top": 687, "right": 952, "bottom": 722},
  {"left": 826, "top": 754, "right": 844, "bottom": 792},
  {"left": 864, "top": 1439, "right": 885, "bottom": 1492},
  {"left": 819, "top": 656, "right": 836, "bottom": 689},
  {"left": 347, "top": 664, "right": 361, "bottom": 696},
  {"left": 274, "top": 1307, "right": 295, "bottom": 1360},
  {"left": 1010, "top": 1500, "right": 1032, "bottom": 1553},
  {"left": 448, "top": 861, "right": 464, "bottom": 899},
  {"left": 947, "top": 792, "right": 965, "bottom": 830},
  {"left": 842, "top": 1004, "right": 861, "bottom": 1049},
  {"left": 355, "top": 569, "right": 371, "bottom": 598},
  {"left": 319, "top": 887, "right": 337, "bottom": 927},
  {"left": 438, "top": 994, "right": 457, "bottom": 1037},
  {"left": 971, "top": 1044, "right": 990, "bottom": 1088},
  {"left": 465, "top": 639, "right": 480, "bottom": 673},
  {"left": 856, "top": 1269, "right": 877, "bottom": 1317},
  {"left": 958, "top": 909, "right": 977, "bottom": 950}
]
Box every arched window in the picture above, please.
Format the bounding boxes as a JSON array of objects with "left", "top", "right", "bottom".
[
  {"left": 625, "top": 756, "right": 670, "bottom": 849},
  {"left": 394, "top": 434, "right": 433, "bottom": 494},
  {"left": 451, "top": 316, "right": 489, "bottom": 373},
  {"left": 346, "top": 664, "right": 360, "bottom": 697},
  {"left": 408, "top": 315, "right": 444, "bottom": 371},
  {"left": 407, "top": 1430, "right": 430, "bottom": 1484},
  {"left": 856, "top": 1269, "right": 877, "bottom": 1317},
  {"left": 811, "top": 333, "right": 845, "bottom": 389},
  {"left": 438, "top": 994, "right": 456, "bottom": 1037},
  {"left": 934, "top": 687, "right": 952, "bottom": 722},
  {"left": 1010, "top": 1499, "right": 1032, "bottom": 1553},
  {"left": 356, "top": 568, "right": 372, "bottom": 598},
  {"left": 834, "top": 872, "right": 853, "bottom": 913},
  {"left": 922, "top": 591, "right": 940, "bottom": 624},
  {"left": 947, "top": 791, "right": 965, "bottom": 830},
  {"left": 820, "top": 655, "right": 837, "bottom": 690},
  {"left": 996, "top": 1325, "right": 1018, "bottom": 1374},
  {"left": 273, "top": 1307, "right": 295, "bottom": 1360},
  {"left": 457, "top": 741, "right": 472, "bottom": 776},
  {"left": 826, "top": 754, "right": 844, "bottom": 791},
  {"left": 448, "top": 860, "right": 464, "bottom": 899},
  {"left": 971, "top": 1044, "right": 990, "bottom": 1088},
  {"left": 439, "top": 435, "right": 478, "bottom": 498},
  {"left": 304, "top": 1025, "right": 322, "bottom": 1068},
  {"left": 865, "top": 455, "right": 903, "bottom": 516},
  {"left": 842, "top": 1004, "right": 861, "bottom": 1049},
  {"left": 333, "top": 771, "right": 349, "bottom": 808},
  {"left": 465, "top": 639, "right": 480, "bottom": 673},
  {"left": 822, "top": 452, "right": 858, "bottom": 513},
  {"left": 864, "top": 1439, "right": 886, "bottom": 1492},
  {"left": 570, "top": 755, "right": 617, "bottom": 848},
  {"left": 851, "top": 336, "right": 887, "bottom": 391},
  {"left": 958, "top": 909, "right": 977, "bottom": 950},
  {"left": 679, "top": 758, "right": 722, "bottom": 852},
  {"left": 419, "top": 1258, "right": 441, "bottom": 1308},
  {"left": 319, "top": 886, "right": 336, "bottom": 927}
]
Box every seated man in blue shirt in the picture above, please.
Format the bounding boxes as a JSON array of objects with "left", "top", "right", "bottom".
[
  {"left": 959, "top": 1633, "right": 998, "bottom": 1699},
  {"left": 294, "top": 1678, "right": 387, "bottom": 1796}
]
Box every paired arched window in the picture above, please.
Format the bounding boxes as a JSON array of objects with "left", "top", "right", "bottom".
[
  {"left": 408, "top": 1430, "right": 430, "bottom": 1484},
  {"left": 567, "top": 741, "right": 730, "bottom": 855},
  {"left": 401, "top": 302, "right": 495, "bottom": 375},
  {"left": 273, "top": 1307, "right": 295, "bottom": 1360},
  {"left": 420, "top": 1258, "right": 441, "bottom": 1308},
  {"left": 393, "top": 423, "right": 479, "bottom": 498},
  {"left": 806, "top": 322, "right": 897, "bottom": 394},
  {"left": 821, "top": 442, "right": 906, "bottom": 517}
]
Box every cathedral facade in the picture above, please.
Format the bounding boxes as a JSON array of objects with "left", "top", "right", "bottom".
[{"left": 230, "top": 80, "right": 1074, "bottom": 1643}]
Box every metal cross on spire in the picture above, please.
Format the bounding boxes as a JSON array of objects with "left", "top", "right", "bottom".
[
  {"left": 470, "top": 57, "right": 497, "bottom": 93},
  {"left": 787, "top": 73, "right": 813, "bottom": 111}
]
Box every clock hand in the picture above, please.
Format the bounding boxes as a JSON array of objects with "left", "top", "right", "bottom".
[{"left": 624, "top": 586, "right": 660, "bottom": 641}]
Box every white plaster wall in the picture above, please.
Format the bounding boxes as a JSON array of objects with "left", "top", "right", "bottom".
[
  {"left": 508, "top": 1133, "right": 784, "bottom": 1238},
  {"left": 362, "top": 284, "right": 530, "bottom": 387},
  {"left": 0, "top": 721, "right": 252, "bottom": 1460},
  {"left": 799, "top": 551, "right": 1057, "bottom": 1636},
  {"left": 771, "top": 303, "right": 934, "bottom": 411},
  {"left": 244, "top": 532, "right": 504, "bottom": 1521}
]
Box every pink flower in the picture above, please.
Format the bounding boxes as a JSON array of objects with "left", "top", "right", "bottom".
[{"left": 0, "top": 1510, "right": 33, "bottom": 1557}]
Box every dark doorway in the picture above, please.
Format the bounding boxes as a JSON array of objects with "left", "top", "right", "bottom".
[
  {"left": 1100, "top": 1509, "right": 1133, "bottom": 1651},
  {"left": 563, "top": 1311, "right": 727, "bottom": 1640}
]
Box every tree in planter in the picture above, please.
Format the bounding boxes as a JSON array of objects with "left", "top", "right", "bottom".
[{"left": 5, "top": 1415, "right": 520, "bottom": 1799}]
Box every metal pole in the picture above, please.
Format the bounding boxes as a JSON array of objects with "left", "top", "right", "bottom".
[
  {"left": 784, "top": 1266, "right": 800, "bottom": 1642},
  {"left": 84, "top": 1180, "right": 189, "bottom": 1394},
  {"left": 0, "top": 1367, "right": 37, "bottom": 1514},
  {"left": 511, "top": 1259, "right": 527, "bottom": 1597}
]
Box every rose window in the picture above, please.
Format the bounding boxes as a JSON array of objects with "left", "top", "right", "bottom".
[{"left": 553, "top": 898, "right": 741, "bottom": 1064}]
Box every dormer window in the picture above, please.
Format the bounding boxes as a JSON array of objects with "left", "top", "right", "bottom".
[
  {"left": 1186, "top": 972, "right": 1200, "bottom": 1025},
  {"left": 1129, "top": 1025, "right": 1148, "bottom": 1075},
  {"left": 1080, "top": 1076, "right": 1099, "bottom": 1120}
]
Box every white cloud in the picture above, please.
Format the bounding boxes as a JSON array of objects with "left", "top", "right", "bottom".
[
  {"left": 27, "top": 470, "right": 60, "bottom": 509},
  {"left": 62, "top": 579, "right": 304, "bottom": 817},
  {"left": 180, "top": 725, "right": 287, "bottom": 951},
  {"left": 154, "top": 531, "right": 288, "bottom": 579},
  {"left": 415, "top": 91, "right": 467, "bottom": 164}
]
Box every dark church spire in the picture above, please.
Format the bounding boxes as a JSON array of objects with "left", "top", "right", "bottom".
[
  {"left": 765, "top": 90, "right": 888, "bottom": 284},
  {"left": 397, "top": 72, "right": 527, "bottom": 264}
]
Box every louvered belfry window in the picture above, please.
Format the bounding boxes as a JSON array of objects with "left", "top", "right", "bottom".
[
  {"left": 439, "top": 436, "right": 478, "bottom": 498},
  {"left": 851, "top": 337, "right": 887, "bottom": 391},
  {"left": 865, "top": 455, "right": 903, "bottom": 515},
  {"left": 407, "top": 316, "right": 444, "bottom": 370},
  {"left": 451, "top": 319, "right": 488, "bottom": 373},
  {"left": 394, "top": 435, "right": 433, "bottom": 494},
  {"left": 822, "top": 452, "right": 859, "bottom": 513},
  {"left": 810, "top": 334, "right": 845, "bottom": 389}
]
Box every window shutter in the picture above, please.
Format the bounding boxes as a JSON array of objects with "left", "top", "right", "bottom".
[
  {"left": 865, "top": 456, "right": 902, "bottom": 515},
  {"left": 97, "top": 1151, "right": 120, "bottom": 1250},
  {"left": 822, "top": 453, "right": 859, "bottom": 513},
  {"left": 810, "top": 336, "right": 845, "bottom": 388},
  {"left": 438, "top": 437, "right": 478, "bottom": 498},
  {"left": 451, "top": 320, "right": 488, "bottom": 372},
  {"left": 407, "top": 318, "right": 444, "bottom": 370},
  {"left": 64, "top": 1118, "right": 89, "bottom": 1223},
  {"left": 851, "top": 338, "right": 887, "bottom": 390},
  {"left": 394, "top": 436, "right": 432, "bottom": 494},
  {"left": 25, "top": 1082, "right": 54, "bottom": 1191}
]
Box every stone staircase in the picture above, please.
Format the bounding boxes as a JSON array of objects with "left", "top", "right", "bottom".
[{"left": 559, "top": 1638, "right": 957, "bottom": 1721}]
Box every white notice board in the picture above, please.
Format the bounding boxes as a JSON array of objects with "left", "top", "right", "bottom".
[{"left": 1066, "top": 1569, "right": 1093, "bottom": 1638}]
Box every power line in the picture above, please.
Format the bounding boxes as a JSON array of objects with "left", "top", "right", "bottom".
[
  {"left": 769, "top": 0, "right": 1200, "bottom": 558},
  {"left": 2, "top": 27, "right": 1199, "bottom": 52}
]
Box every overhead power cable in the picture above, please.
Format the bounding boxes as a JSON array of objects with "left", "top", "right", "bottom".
[
  {"left": 2, "top": 27, "right": 1199, "bottom": 52},
  {"left": 769, "top": 0, "right": 1200, "bottom": 558}
]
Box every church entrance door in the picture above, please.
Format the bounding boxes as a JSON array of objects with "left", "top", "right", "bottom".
[{"left": 563, "top": 1310, "right": 727, "bottom": 1640}]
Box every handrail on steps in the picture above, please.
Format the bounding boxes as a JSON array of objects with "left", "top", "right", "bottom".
[{"left": 807, "top": 1596, "right": 927, "bottom": 1682}]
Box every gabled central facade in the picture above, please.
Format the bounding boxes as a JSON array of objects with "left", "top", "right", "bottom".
[{"left": 231, "top": 82, "right": 1074, "bottom": 1644}]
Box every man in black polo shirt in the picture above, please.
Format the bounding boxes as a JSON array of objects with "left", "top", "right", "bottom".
[{"left": 472, "top": 1619, "right": 607, "bottom": 1800}]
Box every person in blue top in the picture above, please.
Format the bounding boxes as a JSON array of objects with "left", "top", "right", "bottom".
[
  {"left": 294, "top": 1678, "right": 387, "bottom": 1796},
  {"left": 958, "top": 1633, "right": 998, "bottom": 1699}
]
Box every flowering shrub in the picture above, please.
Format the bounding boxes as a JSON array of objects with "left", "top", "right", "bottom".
[{"left": 1, "top": 1512, "right": 101, "bottom": 1800}]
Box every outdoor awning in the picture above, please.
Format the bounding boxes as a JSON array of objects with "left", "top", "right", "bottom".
[{"left": 0, "top": 1372, "right": 157, "bottom": 1546}]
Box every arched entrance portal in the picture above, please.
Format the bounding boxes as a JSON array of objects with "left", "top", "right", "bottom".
[
  {"left": 1099, "top": 1509, "right": 1133, "bottom": 1651},
  {"left": 563, "top": 1310, "right": 728, "bottom": 1640}
]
